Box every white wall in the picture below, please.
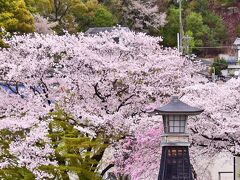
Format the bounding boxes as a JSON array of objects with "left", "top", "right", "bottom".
[
  {"left": 193, "top": 152, "right": 234, "bottom": 180},
  {"left": 208, "top": 152, "right": 233, "bottom": 180}
]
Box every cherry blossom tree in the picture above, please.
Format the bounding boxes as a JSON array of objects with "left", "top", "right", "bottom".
[
  {"left": 0, "top": 29, "right": 206, "bottom": 179},
  {"left": 34, "top": 14, "right": 58, "bottom": 34},
  {"left": 182, "top": 79, "right": 240, "bottom": 156},
  {"left": 181, "top": 78, "right": 240, "bottom": 179},
  {"left": 120, "top": 0, "right": 167, "bottom": 31},
  {"left": 114, "top": 125, "right": 163, "bottom": 180}
]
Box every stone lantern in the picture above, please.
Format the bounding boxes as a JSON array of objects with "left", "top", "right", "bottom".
[
  {"left": 233, "top": 37, "right": 240, "bottom": 63},
  {"left": 153, "top": 96, "right": 204, "bottom": 180}
]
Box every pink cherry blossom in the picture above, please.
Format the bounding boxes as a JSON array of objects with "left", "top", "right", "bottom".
[{"left": 0, "top": 29, "right": 207, "bottom": 179}]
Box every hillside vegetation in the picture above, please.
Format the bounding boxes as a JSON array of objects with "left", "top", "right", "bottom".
[{"left": 0, "top": 0, "right": 239, "bottom": 55}]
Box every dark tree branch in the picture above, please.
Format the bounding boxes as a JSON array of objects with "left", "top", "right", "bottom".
[
  {"left": 93, "top": 83, "right": 106, "bottom": 102},
  {"left": 117, "top": 94, "right": 135, "bottom": 112},
  {"left": 54, "top": 0, "right": 59, "bottom": 21},
  {"left": 191, "top": 164, "right": 197, "bottom": 180},
  {"left": 30, "top": 85, "right": 42, "bottom": 95},
  {"left": 40, "top": 78, "right": 51, "bottom": 105},
  {"left": 101, "top": 164, "right": 114, "bottom": 176},
  {"left": 190, "top": 127, "right": 240, "bottom": 156}
]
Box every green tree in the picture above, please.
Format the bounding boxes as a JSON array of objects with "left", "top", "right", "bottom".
[
  {"left": 90, "top": 6, "right": 117, "bottom": 27},
  {"left": 187, "top": 0, "right": 209, "bottom": 16},
  {"left": 185, "top": 12, "right": 209, "bottom": 47},
  {"left": 0, "top": 107, "right": 113, "bottom": 179},
  {"left": 49, "top": 0, "right": 85, "bottom": 23},
  {"left": 0, "top": 0, "right": 34, "bottom": 33},
  {"left": 99, "top": 0, "right": 122, "bottom": 19},
  {"left": 160, "top": 6, "right": 179, "bottom": 47},
  {"left": 73, "top": 0, "right": 117, "bottom": 31},
  {"left": 203, "top": 12, "right": 226, "bottom": 47},
  {"left": 28, "top": 0, "right": 118, "bottom": 33},
  {"left": 186, "top": 0, "right": 226, "bottom": 48}
]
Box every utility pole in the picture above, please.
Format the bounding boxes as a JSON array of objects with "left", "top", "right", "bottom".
[{"left": 178, "top": 0, "right": 184, "bottom": 53}]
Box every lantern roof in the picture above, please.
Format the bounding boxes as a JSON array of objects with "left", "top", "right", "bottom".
[
  {"left": 233, "top": 38, "right": 240, "bottom": 46},
  {"left": 85, "top": 27, "right": 130, "bottom": 35},
  {"left": 154, "top": 96, "right": 204, "bottom": 115}
]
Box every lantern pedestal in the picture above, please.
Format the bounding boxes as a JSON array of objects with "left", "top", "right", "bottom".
[{"left": 158, "top": 146, "right": 192, "bottom": 180}]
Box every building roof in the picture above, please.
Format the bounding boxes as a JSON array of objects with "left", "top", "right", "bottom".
[
  {"left": 85, "top": 27, "right": 130, "bottom": 35},
  {"left": 233, "top": 38, "right": 240, "bottom": 46},
  {"left": 154, "top": 96, "right": 204, "bottom": 115},
  {"left": 228, "top": 64, "right": 240, "bottom": 69}
]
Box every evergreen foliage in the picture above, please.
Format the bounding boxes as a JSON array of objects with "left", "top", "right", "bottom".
[
  {"left": 41, "top": 108, "right": 107, "bottom": 179},
  {"left": 0, "top": 107, "right": 110, "bottom": 179},
  {"left": 203, "top": 12, "right": 226, "bottom": 47},
  {"left": 0, "top": 167, "right": 35, "bottom": 180},
  {"left": 0, "top": 128, "right": 35, "bottom": 179}
]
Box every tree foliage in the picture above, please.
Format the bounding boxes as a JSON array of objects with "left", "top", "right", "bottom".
[
  {"left": 186, "top": 0, "right": 226, "bottom": 51},
  {"left": 73, "top": 0, "right": 117, "bottom": 32},
  {"left": 185, "top": 12, "right": 208, "bottom": 47},
  {"left": 23, "top": 0, "right": 118, "bottom": 33},
  {"left": 0, "top": 0, "right": 34, "bottom": 33},
  {"left": 0, "top": 28, "right": 9, "bottom": 48},
  {"left": 160, "top": 6, "right": 179, "bottom": 47},
  {"left": 118, "top": 0, "right": 166, "bottom": 32},
  {"left": 25, "top": 0, "right": 51, "bottom": 15},
  {"left": 0, "top": 167, "right": 35, "bottom": 179}
]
